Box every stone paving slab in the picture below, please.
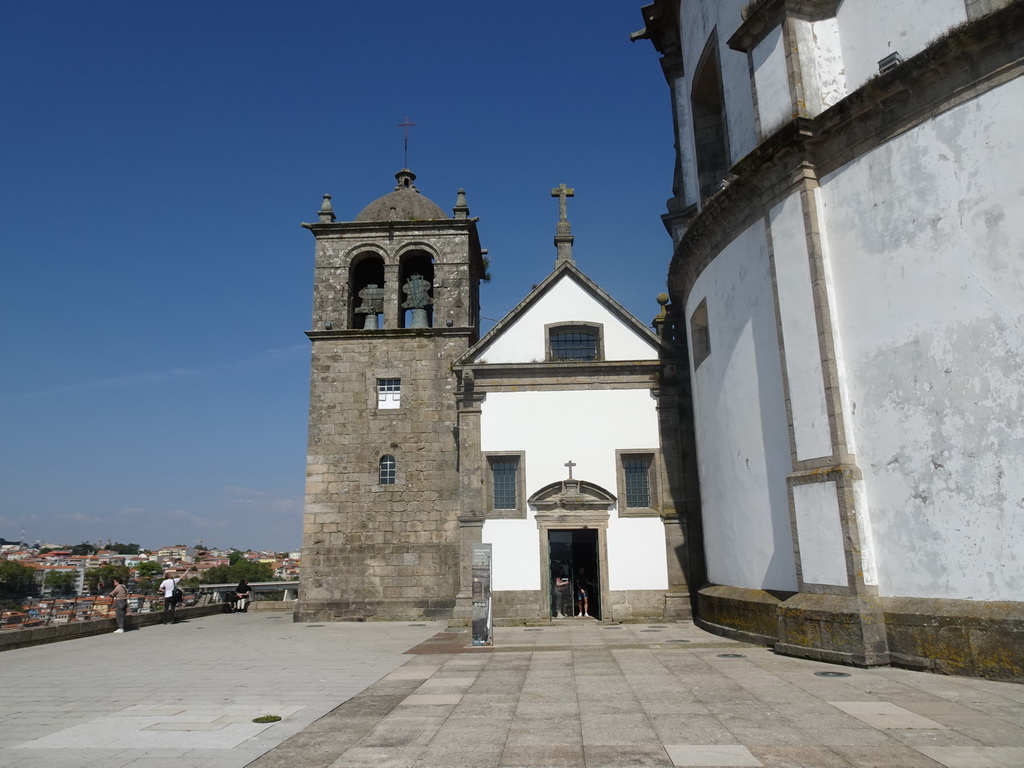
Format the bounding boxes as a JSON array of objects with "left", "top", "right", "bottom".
[
  {"left": 0, "top": 614, "right": 442, "bottom": 768},
  {"left": 3, "top": 615, "right": 1024, "bottom": 767},
  {"left": 250, "top": 621, "right": 1024, "bottom": 768}
]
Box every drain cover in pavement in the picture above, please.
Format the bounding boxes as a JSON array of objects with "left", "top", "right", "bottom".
[
  {"left": 667, "top": 639, "right": 691, "bottom": 643},
  {"left": 717, "top": 653, "right": 747, "bottom": 658},
  {"left": 814, "top": 670, "right": 852, "bottom": 678}
]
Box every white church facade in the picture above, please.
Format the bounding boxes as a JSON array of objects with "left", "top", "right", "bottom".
[
  {"left": 296, "top": 174, "right": 692, "bottom": 626},
  {"left": 455, "top": 257, "right": 688, "bottom": 623}
]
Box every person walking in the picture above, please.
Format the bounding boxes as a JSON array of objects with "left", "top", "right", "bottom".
[
  {"left": 157, "top": 567, "right": 191, "bottom": 625},
  {"left": 108, "top": 577, "right": 128, "bottom": 633}
]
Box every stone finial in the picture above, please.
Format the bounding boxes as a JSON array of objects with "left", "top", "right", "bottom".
[
  {"left": 551, "top": 183, "right": 575, "bottom": 267},
  {"left": 653, "top": 293, "right": 670, "bottom": 338},
  {"left": 453, "top": 188, "right": 469, "bottom": 219},
  {"left": 318, "top": 194, "right": 336, "bottom": 223}
]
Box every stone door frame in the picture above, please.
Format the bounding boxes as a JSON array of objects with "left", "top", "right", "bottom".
[{"left": 535, "top": 512, "right": 610, "bottom": 622}]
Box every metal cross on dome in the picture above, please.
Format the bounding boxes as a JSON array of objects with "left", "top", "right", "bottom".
[{"left": 397, "top": 117, "right": 416, "bottom": 168}]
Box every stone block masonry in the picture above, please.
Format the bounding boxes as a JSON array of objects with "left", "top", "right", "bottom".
[{"left": 297, "top": 331, "right": 469, "bottom": 622}]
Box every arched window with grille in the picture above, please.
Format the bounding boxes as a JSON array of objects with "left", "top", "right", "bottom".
[{"left": 378, "top": 454, "right": 396, "bottom": 485}]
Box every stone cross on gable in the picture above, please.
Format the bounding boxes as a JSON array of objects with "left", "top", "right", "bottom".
[
  {"left": 551, "top": 183, "right": 576, "bottom": 266},
  {"left": 564, "top": 460, "right": 576, "bottom": 479},
  {"left": 551, "top": 184, "right": 574, "bottom": 230}
]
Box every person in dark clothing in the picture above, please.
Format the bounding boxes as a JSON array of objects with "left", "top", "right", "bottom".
[{"left": 235, "top": 579, "right": 252, "bottom": 612}]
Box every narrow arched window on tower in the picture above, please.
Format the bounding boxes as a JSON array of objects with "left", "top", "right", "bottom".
[
  {"left": 691, "top": 34, "right": 730, "bottom": 203},
  {"left": 379, "top": 455, "right": 397, "bottom": 485}
]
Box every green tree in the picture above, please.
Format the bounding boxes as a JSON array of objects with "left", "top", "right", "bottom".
[
  {"left": 85, "top": 564, "right": 130, "bottom": 594},
  {"left": 0, "top": 560, "right": 38, "bottom": 599},
  {"left": 133, "top": 561, "right": 164, "bottom": 594},
  {"left": 136, "top": 561, "right": 163, "bottom": 579},
  {"left": 69, "top": 542, "right": 97, "bottom": 556},
  {"left": 44, "top": 570, "right": 77, "bottom": 597},
  {"left": 201, "top": 560, "right": 274, "bottom": 585},
  {"left": 107, "top": 542, "right": 141, "bottom": 555},
  {"left": 228, "top": 550, "right": 245, "bottom": 566}
]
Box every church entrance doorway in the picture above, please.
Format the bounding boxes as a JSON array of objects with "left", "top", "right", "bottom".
[{"left": 548, "top": 529, "right": 601, "bottom": 620}]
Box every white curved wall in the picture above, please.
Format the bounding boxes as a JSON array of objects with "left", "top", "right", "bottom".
[
  {"left": 480, "top": 388, "right": 668, "bottom": 592},
  {"left": 837, "top": 0, "right": 967, "bottom": 93},
  {"left": 818, "top": 79, "right": 1024, "bottom": 601},
  {"left": 686, "top": 222, "right": 797, "bottom": 591}
]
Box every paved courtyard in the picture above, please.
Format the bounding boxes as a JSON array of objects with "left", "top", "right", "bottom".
[{"left": 1, "top": 612, "right": 1022, "bottom": 767}]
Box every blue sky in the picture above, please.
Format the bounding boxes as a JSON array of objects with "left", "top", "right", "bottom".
[{"left": 0, "top": 3, "right": 674, "bottom": 552}]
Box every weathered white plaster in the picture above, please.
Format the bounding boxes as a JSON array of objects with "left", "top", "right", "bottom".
[
  {"left": 478, "top": 275, "right": 658, "bottom": 364},
  {"left": 793, "top": 480, "right": 848, "bottom": 586},
  {"left": 769, "top": 192, "right": 832, "bottom": 461},
  {"left": 836, "top": 0, "right": 967, "bottom": 93},
  {"left": 674, "top": 75, "right": 701, "bottom": 209},
  {"left": 752, "top": 25, "right": 792, "bottom": 137},
  {"left": 818, "top": 79, "right": 1024, "bottom": 601},
  {"left": 813, "top": 186, "right": 878, "bottom": 586},
  {"left": 687, "top": 221, "right": 797, "bottom": 591},
  {"left": 793, "top": 18, "right": 847, "bottom": 116},
  {"left": 480, "top": 388, "right": 667, "bottom": 592}
]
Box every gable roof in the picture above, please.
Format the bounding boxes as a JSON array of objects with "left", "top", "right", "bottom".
[{"left": 457, "top": 261, "right": 670, "bottom": 366}]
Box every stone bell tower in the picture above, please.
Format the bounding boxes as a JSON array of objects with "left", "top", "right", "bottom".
[{"left": 296, "top": 169, "right": 485, "bottom": 621}]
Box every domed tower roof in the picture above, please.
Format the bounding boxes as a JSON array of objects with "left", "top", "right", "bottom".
[{"left": 355, "top": 169, "right": 448, "bottom": 222}]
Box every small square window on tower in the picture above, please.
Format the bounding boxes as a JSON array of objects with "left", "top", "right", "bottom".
[{"left": 377, "top": 378, "right": 401, "bottom": 409}]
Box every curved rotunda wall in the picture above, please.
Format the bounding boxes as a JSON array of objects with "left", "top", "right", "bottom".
[
  {"left": 685, "top": 221, "right": 796, "bottom": 593},
  {"left": 817, "top": 79, "right": 1024, "bottom": 603}
]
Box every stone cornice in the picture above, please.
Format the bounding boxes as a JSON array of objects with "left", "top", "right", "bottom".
[
  {"left": 306, "top": 327, "right": 474, "bottom": 341},
  {"left": 728, "top": 0, "right": 841, "bottom": 53},
  {"left": 452, "top": 359, "right": 670, "bottom": 393},
  {"left": 670, "top": 3, "right": 1024, "bottom": 302},
  {"left": 302, "top": 218, "right": 478, "bottom": 237}
]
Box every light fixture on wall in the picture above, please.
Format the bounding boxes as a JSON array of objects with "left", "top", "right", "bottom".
[
  {"left": 324, "top": 321, "right": 332, "bottom": 330},
  {"left": 878, "top": 52, "right": 903, "bottom": 74}
]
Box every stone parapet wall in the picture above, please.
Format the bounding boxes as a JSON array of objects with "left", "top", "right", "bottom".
[
  {"left": 0, "top": 603, "right": 226, "bottom": 653},
  {"left": 294, "top": 597, "right": 457, "bottom": 623},
  {"left": 695, "top": 585, "right": 789, "bottom": 647},
  {"left": 696, "top": 585, "right": 1024, "bottom": 681},
  {"left": 881, "top": 597, "right": 1024, "bottom": 680}
]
